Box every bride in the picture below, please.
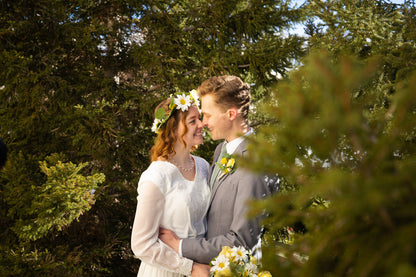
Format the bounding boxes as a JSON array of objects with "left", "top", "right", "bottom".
[{"left": 131, "top": 91, "right": 211, "bottom": 277}]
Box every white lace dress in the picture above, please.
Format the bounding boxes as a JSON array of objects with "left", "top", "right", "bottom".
[{"left": 131, "top": 155, "right": 211, "bottom": 277}]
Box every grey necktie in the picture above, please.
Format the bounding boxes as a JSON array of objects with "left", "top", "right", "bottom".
[{"left": 210, "top": 142, "right": 227, "bottom": 189}]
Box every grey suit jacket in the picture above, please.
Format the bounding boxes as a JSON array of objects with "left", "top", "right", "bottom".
[{"left": 181, "top": 139, "right": 271, "bottom": 264}]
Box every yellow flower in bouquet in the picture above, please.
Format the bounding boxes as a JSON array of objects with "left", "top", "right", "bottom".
[
  {"left": 210, "top": 246, "right": 272, "bottom": 277},
  {"left": 219, "top": 246, "right": 233, "bottom": 257}
]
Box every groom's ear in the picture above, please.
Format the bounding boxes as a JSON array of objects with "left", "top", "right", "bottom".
[{"left": 227, "top": 108, "right": 238, "bottom": 120}]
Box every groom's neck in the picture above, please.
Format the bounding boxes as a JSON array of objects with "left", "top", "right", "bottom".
[{"left": 225, "top": 120, "right": 250, "bottom": 142}]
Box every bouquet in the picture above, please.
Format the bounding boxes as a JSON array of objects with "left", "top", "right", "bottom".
[{"left": 209, "top": 246, "right": 272, "bottom": 277}]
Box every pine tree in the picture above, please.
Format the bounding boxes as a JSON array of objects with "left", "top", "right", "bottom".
[
  {"left": 0, "top": 0, "right": 153, "bottom": 274},
  {"left": 246, "top": 1, "right": 416, "bottom": 276},
  {"left": 0, "top": 0, "right": 306, "bottom": 275},
  {"left": 132, "top": 0, "right": 305, "bottom": 90}
]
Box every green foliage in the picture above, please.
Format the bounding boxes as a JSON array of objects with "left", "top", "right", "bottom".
[
  {"left": 0, "top": 0, "right": 153, "bottom": 275},
  {"left": 133, "top": 0, "right": 306, "bottom": 90},
  {"left": 1, "top": 0, "right": 413, "bottom": 275},
  {"left": 12, "top": 154, "right": 105, "bottom": 241},
  {"left": 245, "top": 4, "right": 416, "bottom": 275},
  {"left": 0, "top": 244, "right": 85, "bottom": 276},
  {"left": 248, "top": 51, "right": 416, "bottom": 276},
  {"left": 1, "top": 0, "right": 304, "bottom": 275},
  {"left": 306, "top": 0, "right": 416, "bottom": 83}
]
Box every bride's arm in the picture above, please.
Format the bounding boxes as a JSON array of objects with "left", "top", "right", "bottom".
[{"left": 131, "top": 181, "right": 193, "bottom": 275}]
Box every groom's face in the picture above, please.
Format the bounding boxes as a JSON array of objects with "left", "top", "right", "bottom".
[{"left": 200, "top": 94, "right": 230, "bottom": 141}]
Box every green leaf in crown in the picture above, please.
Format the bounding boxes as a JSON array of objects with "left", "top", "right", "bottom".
[{"left": 155, "top": 107, "right": 166, "bottom": 120}]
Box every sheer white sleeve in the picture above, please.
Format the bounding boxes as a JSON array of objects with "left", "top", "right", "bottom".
[{"left": 131, "top": 181, "right": 193, "bottom": 276}]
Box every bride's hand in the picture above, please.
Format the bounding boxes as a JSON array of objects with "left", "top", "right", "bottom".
[
  {"left": 191, "top": 263, "right": 210, "bottom": 277},
  {"left": 159, "top": 227, "right": 180, "bottom": 253}
]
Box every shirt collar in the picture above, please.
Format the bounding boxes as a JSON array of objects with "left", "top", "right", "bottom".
[{"left": 225, "top": 128, "right": 254, "bottom": 154}]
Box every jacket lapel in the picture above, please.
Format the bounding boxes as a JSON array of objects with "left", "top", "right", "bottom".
[{"left": 208, "top": 141, "right": 226, "bottom": 186}]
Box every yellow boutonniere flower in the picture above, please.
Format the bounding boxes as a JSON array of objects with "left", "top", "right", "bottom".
[
  {"left": 220, "top": 157, "right": 228, "bottom": 166},
  {"left": 216, "top": 154, "right": 236, "bottom": 176}
]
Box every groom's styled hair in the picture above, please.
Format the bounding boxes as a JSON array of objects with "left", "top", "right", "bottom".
[{"left": 197, "top": 75, "right": 251, "bottom": 120}]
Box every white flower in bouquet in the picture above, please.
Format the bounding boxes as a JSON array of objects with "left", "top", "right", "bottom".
[
  {"left": 230, "top": 246, "right": 248, "bottom": 262},
  {"left": 210, "top": 254, "right": 231, "bottom": 275},
  {"left": 209, "top": 246, "right": 272, "bottom": 277}
]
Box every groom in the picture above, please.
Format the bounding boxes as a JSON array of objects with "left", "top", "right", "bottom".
[{"left": 159, "top": 75, "right": 271, "bottom": 275}]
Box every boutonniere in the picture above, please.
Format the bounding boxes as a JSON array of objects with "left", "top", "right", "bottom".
[{"left": 215, "top": 153, "right": 237, "bottom": 177}]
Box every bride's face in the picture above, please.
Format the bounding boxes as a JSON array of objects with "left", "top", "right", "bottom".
[{"left": 176, "top": 106, "right": 203, "bottom": 148}]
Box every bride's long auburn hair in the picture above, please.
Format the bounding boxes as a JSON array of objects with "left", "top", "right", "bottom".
[{"left": 150, "top": 98, "right": 196, "bottom": 162}]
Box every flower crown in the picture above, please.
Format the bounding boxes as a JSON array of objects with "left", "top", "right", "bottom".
[{"left": 151, "top": 89, "right": 200, "bottom": 134}]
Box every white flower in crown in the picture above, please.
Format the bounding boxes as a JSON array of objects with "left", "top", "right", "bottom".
[
  {"left": 151, "top": 118, "right": 162, "bottom": 133},
  {"left": 174, "top": 93, "right": 192, "bottom": 112},
  {"left": 189, "top": 89, "right": 200, "bottom": 107}
]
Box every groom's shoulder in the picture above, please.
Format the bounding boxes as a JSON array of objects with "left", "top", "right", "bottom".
[
  {"left": 233, "top": 160, "right": 270, "bottom": 187},
  {"left": 234, "top": 169, "right": 271, "bottom": 198}
]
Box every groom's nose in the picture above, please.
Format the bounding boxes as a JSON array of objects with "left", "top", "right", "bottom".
[
  {"left": 197, "top": 119, "right": 204, "bottom": 128},
  {"left": 201, "top": 119, "right": 208, "bottom": 128},
  {"left": 201, "top": 115, "right": 208, "bottom": 126}
]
